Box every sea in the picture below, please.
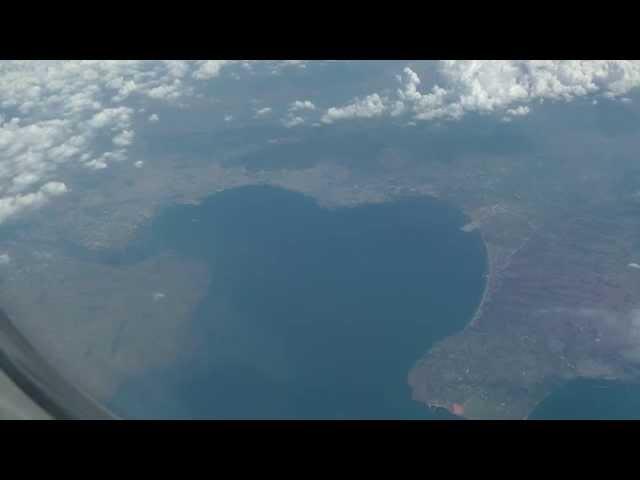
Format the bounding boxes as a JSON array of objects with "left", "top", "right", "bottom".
[
  {"left": 105, "top": 183, "right": 640, "bottom": 419},
  {"left": 110, "top": 185, "right": 486, "bottom": 419}
]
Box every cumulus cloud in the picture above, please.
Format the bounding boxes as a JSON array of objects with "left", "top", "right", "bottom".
[
  {"left": 321, "top": 61, "right": 640, "bottom": 125},
  {"left": 0, "top": 253, "right": 9, "bottom": 265},
  {"left": 321, "top": 93, "right": 387, "bottom": 123},
  {"left": 0, "top": 60, "right": 238, "bottom": 224},
  {"left": 148, "top": 113, "right": 159, "bottom": 123}
]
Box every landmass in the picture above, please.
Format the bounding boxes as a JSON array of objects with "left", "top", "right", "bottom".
[
  {"left": 3, "top": 118, "right": 640, "bottom": 418},
  {"left": 0, "top": 246, "right": 209, "bottom": 403}
]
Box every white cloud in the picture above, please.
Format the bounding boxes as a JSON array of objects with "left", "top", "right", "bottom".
[
  {"left": 10, "top": 173, "right": 40, "bottom": 192},
  {"left": 0, "top": 60, "right": 240, "bottom": 224},
  {"left": 3, "top": 60, "right": 640, "bottom": 226},
  {"left": 152, "top": 292, "right": 166, "bottom": 302},
  {"left": 282, "top": 115, "right": 304, "bottom": 128},
  {"left": 0, "top": 253, "right": 10, "bottom": 265},
  {"left": 40, "top": 181, "right": 68, "bottom": 196},
  {"left": 85, "top": 159, "right": 108, "bottom": 170},
  {"left": 193, "top": 61, "right": 230, "bottom": 80},
  {"left": 224, "top": 114, "right": 233, "bottom": 122},
  {"left": 0, "top": 181, "right": 68, "bottom": 223},
  {"left": 505, "top": 106, "right": 530, "bottom": 116},
  {"left": 148, "top": 113, "right": 159, "bottom": 123},
  {"left": 290, "top": 100, "right": 316, "bottom": 111},
  {"left": 255, "top": 107, "right": 272, "bottom": 118},
  {"left": 146, "top": 81, "right": 184, "bottom": 100},
  {"left": 134, "top": 160, "right": 144, "bottom": 168},
  {"left": 113, "top": 129, "right": 134, "bottom": 147},
  {"left": 321, "top": 93, "right": 387, "bottom": 123},
  {"left": 322, "top": 61, "right": 640, "bottom": 125},
  {"left": 283, "top": 100, "right": 316, "bottom": 127},
  {"left": 88, "top": 106, "right": 133, "bottom": 130},
  {"left": 163, "top": 61, "right": 190, "bottom": 78}
]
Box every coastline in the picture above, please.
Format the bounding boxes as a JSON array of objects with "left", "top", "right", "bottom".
[
  {"left": 411, "top": 213, "right": 494, "bottom": 419},
  {"left": 467, "top": 230, "right": 492, "bottom": 329}
]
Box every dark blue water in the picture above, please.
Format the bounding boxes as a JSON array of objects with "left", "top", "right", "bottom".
[
  {"left": 111, "top": 185, "right": 486, "bottom": 419},
  {"left": 530, "top": 379, "right": 640, "bottom": 420}
]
